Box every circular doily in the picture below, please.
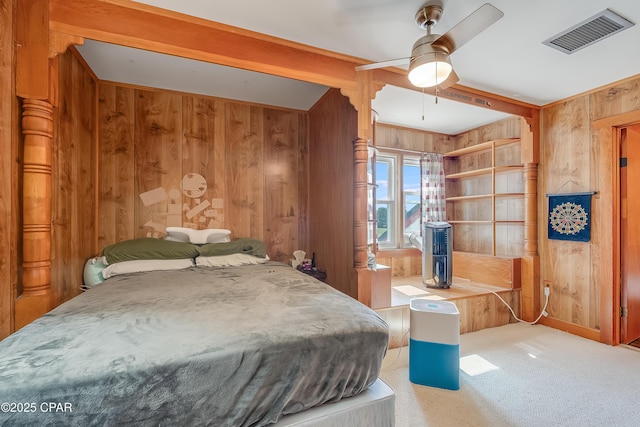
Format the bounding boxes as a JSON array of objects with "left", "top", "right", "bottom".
[{"left": 549, "top": 201, "right": 588, "bottom": 235}]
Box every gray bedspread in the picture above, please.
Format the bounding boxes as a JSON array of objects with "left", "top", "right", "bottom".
[{"left": 0, "top": 262, "right": 389, "bottom": 426}]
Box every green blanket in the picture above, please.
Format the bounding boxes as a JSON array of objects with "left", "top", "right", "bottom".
[{"left": 197, "top": 238, "right": 266, "bottom": 258}]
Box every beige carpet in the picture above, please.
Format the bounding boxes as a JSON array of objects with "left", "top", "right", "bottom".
[{"left": 380, "top": 323, "right": 640, "bottom": 427}]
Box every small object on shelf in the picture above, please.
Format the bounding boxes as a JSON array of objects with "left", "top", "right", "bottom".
[
  {"left": 296, "top": 264, "right": 327, "bottom": 282},
  {"left": 291, "top": 250, "right": 306, "bottom": 268}
]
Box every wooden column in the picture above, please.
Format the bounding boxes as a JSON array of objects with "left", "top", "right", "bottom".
[
  {"left": 14, "top": 0, "right": 58, "bottom": 329},
  {"left": 15, "top": 99, "right": 54, "bottom": 329},
  {"left": 353, "top": 137, "right": 369, "bottom": 270},
  {"left": 520, "top": 116, "right": 540, "bottom": 321},
  {"left": 342, "top": 71, "right": 384, "bottom": 306},
  {"left": 520, "top": 163, "right": 540, "bottom": 321}
]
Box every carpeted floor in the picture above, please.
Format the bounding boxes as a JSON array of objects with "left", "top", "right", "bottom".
[{"left": 380, "top": 323, "right": 640, "bottom": 427}]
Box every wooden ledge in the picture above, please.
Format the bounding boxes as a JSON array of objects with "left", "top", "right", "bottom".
[{"left": 453, "top": 251, "right": 521, "bottom": 289}]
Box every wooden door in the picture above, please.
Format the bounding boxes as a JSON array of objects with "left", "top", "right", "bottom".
[{"left": 621, "top": 123, "right": 640, "bottom": 344}]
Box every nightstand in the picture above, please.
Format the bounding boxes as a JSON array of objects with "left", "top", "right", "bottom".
[{"left": 296, "top": 265, "right": 327, "bottom": 282}]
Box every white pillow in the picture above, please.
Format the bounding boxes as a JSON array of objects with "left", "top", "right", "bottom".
[
  {"left": 101, "top": 258, "right": 195, "bottom": 279},
  {"left": 195, "top": 253, "right": 268, "bottom": 268},
  {"left": 163, "top": 227, "right": 190, "bottom": 242},
  {"left": 165, "top": 227, "right": 231, "bottom": 244},
  {"left": 83, "top": 257, "right": 107, "bottom": 288}
]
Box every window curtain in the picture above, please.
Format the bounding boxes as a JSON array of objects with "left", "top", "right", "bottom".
[{"left": 420, "top": 153, "right": 446, "bottom": 223}]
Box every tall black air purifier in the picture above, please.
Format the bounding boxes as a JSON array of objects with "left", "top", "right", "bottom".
[{"left": 422, "top": 222, "right": 452, "bottom": 289}]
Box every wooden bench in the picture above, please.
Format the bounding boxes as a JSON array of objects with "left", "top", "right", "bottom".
[{"left": 452, "top": 251, "right": 521, "bottom": 289}]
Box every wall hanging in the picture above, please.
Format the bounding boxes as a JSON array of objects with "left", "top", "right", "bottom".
[{"left": 545, "top": 186, "right": 596, "bottom": 242}]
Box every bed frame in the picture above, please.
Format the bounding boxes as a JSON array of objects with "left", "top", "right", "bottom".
[{"left": 274, "top": 379, "right": 395, "bottom": 426}]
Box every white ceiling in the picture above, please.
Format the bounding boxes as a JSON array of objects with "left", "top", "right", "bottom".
[{"left": 76, "top": 0, "right": 640, "bottom": 135}]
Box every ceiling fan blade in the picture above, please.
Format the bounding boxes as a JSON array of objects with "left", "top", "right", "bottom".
[
  {"left": 431, "top": 3, "right": 503, "bottom": 54},
  {"left": 355, "top": 57, "right": 410, "bottom": 71}
]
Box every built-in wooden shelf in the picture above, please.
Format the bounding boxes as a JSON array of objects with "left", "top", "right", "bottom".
[
  {"left": 445, "top": 167, "right": 493, "bottom": 179},
  {"left": 495, "top": 192, "right": 525, "bottom": 197},
  {"left": 495, "top": 165, "right": 524, "bottom": 174},
  {"left": 447, "top": 220, "right": 493, "bottom": 224},
  {"left": 446, "top": 194, "right": 493, "bottom": 201},
  {"left": 444, "top": 135, "right": 525, "bottom": 257},
  {"left": 443, "top": 138, "right": 519, "bottom": 158}
]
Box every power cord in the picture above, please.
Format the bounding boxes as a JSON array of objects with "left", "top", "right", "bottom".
[
  {"left": 493, "top": 285, "right": 550, "bottom": 325},
  {"left": 382, "top": 285, "right": 550, "bottom": 371},
  {"left": 452, "top": 282, "right": 551, "bottom": 325},
  {"left": 382, "top": 329, "right": 410, "bottom": 371}
]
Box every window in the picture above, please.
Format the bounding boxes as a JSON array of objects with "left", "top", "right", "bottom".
[
  {"left": 403, "top": 158, "right": 421, "bottom": 243},
  {"left": 375, "top": 155, "right": 395, "bottom": 247},
  {"left": 376, "top": 151, "right": 421, "bottom": 249}
]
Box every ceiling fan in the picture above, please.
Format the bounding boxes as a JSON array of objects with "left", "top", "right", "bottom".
[{"left": 356, "top": 2, "right": 504, "bottom": 90}]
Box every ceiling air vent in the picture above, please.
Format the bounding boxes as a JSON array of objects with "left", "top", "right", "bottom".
[{"left": 542, "top": 9, "right": 634, "bottom": 54}]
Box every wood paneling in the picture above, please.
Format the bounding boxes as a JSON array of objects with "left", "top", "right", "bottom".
[
  {"left": 539, "top": 75, "right": 640, "bottom": 341},
  {"left": 540, "top": 97, "right": 597, "bottom": 330},
  {"left": 0, "top": 0, "right": 16, "bottom": 339},
  {"left": 97, "top": 85, "right": 135, "bottom": 247},
  {"left": 376, "top": 251, "right": 422, "bottom": 278},
  {"left": 135, "top": 90, "right": 183, "bottom": 237},
  {"left": 297, "top": 114, "right": 309, "bottom": 254},
  {"left": 97, "top": 83, "right": 308, "bottom": 264},
  {"left": 453, "top": 116, "right": 521, "bottom": 149},
  {"left": 264, "top": 109, "right": 300, "bottom": 260},
  {"left": 308, "top": 89, "right": 357, "bottom": 298},
  {"left": 15, "top": 0, "right": 49, "bottom": 100},
  {"left": 225, "top": 103, "right": 264, "bottom": 241},
  {"left": 182, "top": 97, "right": 224, "bottom": 229},
  {"left": 589, "top": 78, "right": 640, "bottom": 121},
  {"left": 51, "top": 50, "right": 97, "bottom": 305},
  {"left": 453, "top": 251, "right": 520, "bottom": 289},
  {"left": 375, "top": 123, "right": 453, "bottom": 153}
]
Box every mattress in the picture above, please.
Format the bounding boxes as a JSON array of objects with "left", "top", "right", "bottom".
[{"left": 0, "top": 262, "right": 389, "bottom": 426}]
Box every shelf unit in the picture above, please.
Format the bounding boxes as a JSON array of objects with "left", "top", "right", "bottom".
[{"left": 444, "top": 138, "right": 524, "bottom": 256}]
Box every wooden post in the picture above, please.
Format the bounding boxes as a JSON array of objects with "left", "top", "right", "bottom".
[
  {"left": 14, "top": 0, "right": 57, "bottom": 329},
  {"left": 15, "top": 99, "right": 54, "bottom": 329},
  {"left": 342, "top": 71, "right": 384, "bottom": 306},
  {"left": 520, "top": 116, "right": 540, "bottom": 321},
  {"left": 353, "top": 137, "right": 369, "bottom": 270}
]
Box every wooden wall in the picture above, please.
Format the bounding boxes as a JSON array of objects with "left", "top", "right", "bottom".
[
  {"left": 307, "top": 89, "right": 358, "bottom": 298},
  {"left": 97, "top": 83, "right": 309, "bottom": 263},
  {"left": 453, "top": 116, "right": 522, "bottom": 149},
  {"left": 375, "top": 122, "right": 453, "bottom": 153},
  {"left": 0, "top": 0, "right": 16, "bottom": 340},
  {"left": 540, "top": 75, "right": 640, "bottom": 338},
  {"left": 50, "top": 50, "right": 98, "bottom": 306}
]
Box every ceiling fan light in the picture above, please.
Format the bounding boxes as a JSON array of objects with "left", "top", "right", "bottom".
[{"left": 408, "top": 52, "right": 452, "bottom": 88}]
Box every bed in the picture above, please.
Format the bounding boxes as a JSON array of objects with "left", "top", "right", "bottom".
[{"left": 0, "top": 237, "right": 393, "bottom": 426}]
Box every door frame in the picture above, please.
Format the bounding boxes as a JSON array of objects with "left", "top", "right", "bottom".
[
  {"left": 592, "top": 110, "right": 640, "bottom": 345},
  {"left": 619, "top": 123, "right": 640, "bottom": 344}
]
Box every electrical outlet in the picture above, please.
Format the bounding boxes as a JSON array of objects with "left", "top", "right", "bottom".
[{"left": 543, "top": 281, "right": 552, "bottom": 294}]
